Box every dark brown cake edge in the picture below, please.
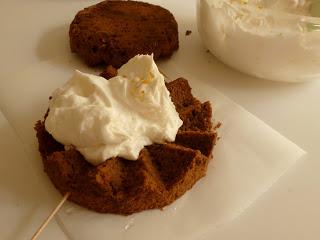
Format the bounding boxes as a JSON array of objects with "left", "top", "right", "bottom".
[{"left": 34, "top": 78, "right": 218, "bottom": 215}]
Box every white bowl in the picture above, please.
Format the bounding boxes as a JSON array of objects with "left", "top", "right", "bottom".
[{"left": 197, "top": 0, "right": 320, "bottom": 82}]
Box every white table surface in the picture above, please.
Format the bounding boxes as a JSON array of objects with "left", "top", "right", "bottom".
[{"left": 0, "top": 0, "right": 319, "bottom": 239}]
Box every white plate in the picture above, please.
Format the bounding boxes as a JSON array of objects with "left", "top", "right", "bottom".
[{"left": 0, "top": 54, "right": 305, "bottom": 240}]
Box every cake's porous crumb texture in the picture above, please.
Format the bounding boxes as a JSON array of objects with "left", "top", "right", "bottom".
[
  {"left": 69, "top": 0, "right": 179, "bottom": 67},
  {"left": 35, "top": 78, "right": 217, "bottom": 215}
]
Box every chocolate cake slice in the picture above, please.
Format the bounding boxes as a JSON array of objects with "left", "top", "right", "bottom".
[
  {"left": 35, "top": 78, "right": 217, "bottom": 215},
  {"left": 69, "top": 1, "right": 179, "bottom": 67}
]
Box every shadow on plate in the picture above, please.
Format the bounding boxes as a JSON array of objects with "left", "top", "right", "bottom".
[{"left": 36, "top": 24, "right": 72, "bottom": 64}]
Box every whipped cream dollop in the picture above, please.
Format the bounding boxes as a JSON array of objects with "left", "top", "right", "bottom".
[{"left": 45, "top": 55, "right": 183, "bottom": 165}]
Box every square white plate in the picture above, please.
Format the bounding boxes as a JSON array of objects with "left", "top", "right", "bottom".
[{"left": 0, "top": 54, "right": 305, "bottom": 239}]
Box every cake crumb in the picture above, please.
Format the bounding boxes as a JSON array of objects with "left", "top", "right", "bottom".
[
  {"left": 214, "top": 122, "right": 222, "bottom": 130},
  {"left": 185, "top": 30, "right": 192, "bottom": 36},
  {"left": 100, "top": 65, "right": 118, "bottom": 79}
]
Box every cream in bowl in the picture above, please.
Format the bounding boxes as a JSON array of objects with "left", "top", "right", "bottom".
[{"left": 197, "top": 0, "right": 320, "bottom": 82}]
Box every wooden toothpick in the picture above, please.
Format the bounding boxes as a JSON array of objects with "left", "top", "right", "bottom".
[{"left": 31, "top": 192, "right": 70, "bottom": 240}]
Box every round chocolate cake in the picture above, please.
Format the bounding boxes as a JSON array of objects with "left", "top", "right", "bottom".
[
  {"left": 69, "top": 0, "right": 179, "bottom": 67},
  {"left": 35, "top": 77, "right": 217, "bottom": 215}
]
